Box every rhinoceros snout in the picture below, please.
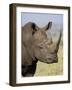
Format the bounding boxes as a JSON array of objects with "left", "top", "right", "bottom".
[{"left": 46, "top": 55, "right": 58, "bottom": 64}]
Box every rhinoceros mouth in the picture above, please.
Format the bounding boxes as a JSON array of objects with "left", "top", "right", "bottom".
[
  {"left": 42, "top": 56, "right": 58, "bottom": 64},
  {"left": 38, "top": 57, "right": 58, "bottom": 64},
  {"left": 46, "top": 56, "right": 58, "bottom": 63},
  {"left": 35, "top": 52, "right": 58, "bottom": 64}
]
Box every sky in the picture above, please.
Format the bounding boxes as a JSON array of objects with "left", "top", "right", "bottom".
[
  {"left": 21, "top": 12, "right": 63, "bottom": 28},
  {"left": 21, "top": 12, "right": 63, "bottom": 43}
]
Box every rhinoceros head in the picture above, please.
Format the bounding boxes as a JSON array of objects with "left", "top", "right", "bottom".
[
  {"left": 22, "top": 22, "right": 61, "bottom": 65},
  {"left": 32, "top": 22, "right": 61, "bottom": 63}
]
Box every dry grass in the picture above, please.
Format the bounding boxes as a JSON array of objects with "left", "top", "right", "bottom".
[{"left": 34, "top": 46, "right": 63, "bottom": 76}]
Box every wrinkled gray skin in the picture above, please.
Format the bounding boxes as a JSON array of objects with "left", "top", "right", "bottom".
[{"left": 22, "top": 22, "right": 61, "bottom": 77}]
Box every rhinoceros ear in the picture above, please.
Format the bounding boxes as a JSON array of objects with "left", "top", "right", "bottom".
[
  {"left": 31, "top": 23, "right": 36, "bottom": 30},
  {"left": 31, "top": 23, "right": 38, "bottom": 35},
  {"left": 45, "top": 21, "right": 52, "bottom": 31}
]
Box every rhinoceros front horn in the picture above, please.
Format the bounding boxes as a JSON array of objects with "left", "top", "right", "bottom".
[{"left": 53, "top": 31, "right": 62, "bottom": 52}]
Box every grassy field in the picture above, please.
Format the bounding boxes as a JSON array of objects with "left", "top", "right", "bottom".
[{"left": 34, "top": 46, "right": 63, "bottom": 76}]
